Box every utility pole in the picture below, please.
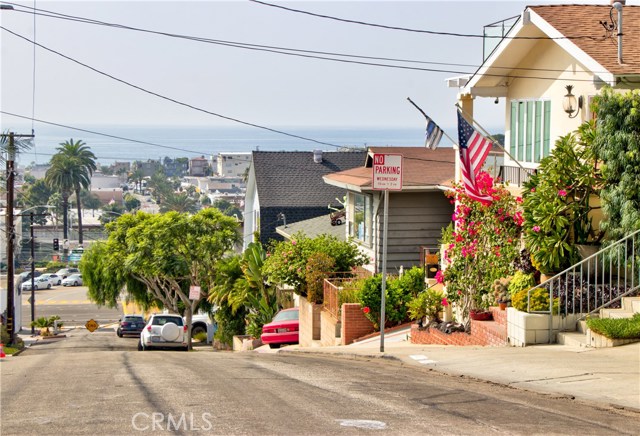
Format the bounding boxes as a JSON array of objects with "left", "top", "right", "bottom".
[{"left": 2, "top": 132, "right": 34, "bottom": 344}]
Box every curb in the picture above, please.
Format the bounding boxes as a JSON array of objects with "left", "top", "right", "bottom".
[{"left": 277, "top": 348, "right": 640, "bottom": 416}]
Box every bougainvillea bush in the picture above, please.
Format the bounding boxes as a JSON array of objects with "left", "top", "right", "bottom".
[{"left": 441, "top": 173, "right": 523, "bottom": 324}]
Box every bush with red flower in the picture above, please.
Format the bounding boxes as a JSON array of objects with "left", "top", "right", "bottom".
[{"left": 441, "top": 172, "right": 522, "bottom": 324}]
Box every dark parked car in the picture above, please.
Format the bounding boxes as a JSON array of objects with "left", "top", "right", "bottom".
[{"left": 117, "top": 315, "right": 146, "bottom": 337}]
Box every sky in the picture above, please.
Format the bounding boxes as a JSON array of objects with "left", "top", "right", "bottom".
[{"left": 0, "top": 0, "right": 622, "bottom": 139}]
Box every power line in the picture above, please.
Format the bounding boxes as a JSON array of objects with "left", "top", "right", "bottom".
[
  {"left": 4, "top": 3, "right": 611, "bottom": 76},
  {"left": 0, "top": 27, "right": 346, "bottom": 149},
  {"left": 249, "top": 0, "right": 606, "bottom": 41}
]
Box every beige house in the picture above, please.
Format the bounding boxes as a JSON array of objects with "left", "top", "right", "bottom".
[{"left": 448, "top": 3, "right": 640, "bottom": 186}]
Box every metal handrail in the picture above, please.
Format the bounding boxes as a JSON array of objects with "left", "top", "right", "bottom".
[{"left": 527, "top": 229, "right": 640, "bottom": 343}]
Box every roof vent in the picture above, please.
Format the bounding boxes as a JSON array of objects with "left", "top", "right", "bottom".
[{"left": 313, "top": 149, "right": 323, "bottom": 163}]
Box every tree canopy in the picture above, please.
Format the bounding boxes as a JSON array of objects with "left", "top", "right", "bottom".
[
  {"left": 593, "top": 88, "right": 640, "bottom": 240},
  {"left": 81, "top": 208, "right": 240, "bottom": 349}
]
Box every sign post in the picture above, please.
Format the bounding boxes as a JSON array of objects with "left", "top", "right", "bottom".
[{"left": 372, "top": 154, "right": 403, "bottom": 353}]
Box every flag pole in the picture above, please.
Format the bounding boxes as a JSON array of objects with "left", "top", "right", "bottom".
[
  {"left": 454, "top": 102, "right": 529, "bottom": 173},
  {"left": 407, "top": 97, "right": 458, "bottom": 149}
]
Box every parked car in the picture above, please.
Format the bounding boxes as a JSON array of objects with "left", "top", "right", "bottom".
[
  {"left": 21, "top": 276, "right": 52, "bottom": 291},
  {"left": 40, "top": 273, "right": 62, "bottom": 286},
  {"left": 17, "top": 270, "right": 42, "bottom": 284},
  {"left": 187, "top": 312, "right": 217, "bottom": 343},
  {"left": 260, "top": 308, "right": 299, "bottom": 349},
  {"left": 117, "top": 315, "right": 146, "bottom": 337},
  {"left": 62, "top": 274, "right": 83, "bottom": 286},
  {"left": 55, "top": 267, "right": 80, "bottom": 279},
  {"left": 139, "top": 314, "right": 188, "bottom": 351}
]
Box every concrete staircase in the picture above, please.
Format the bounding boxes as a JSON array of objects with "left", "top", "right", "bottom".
[{"left": 557, "top": 296, "right": 640, "bottom": 348}]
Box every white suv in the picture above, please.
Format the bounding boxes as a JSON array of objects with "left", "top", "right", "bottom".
[{"left": 138, "top": 314, "right": 188, "bottom": 351}]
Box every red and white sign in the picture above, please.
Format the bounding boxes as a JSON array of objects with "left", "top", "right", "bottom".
[
  {"left": 372, "top": 154, "right": 403, "bottom": 191},
  {"left": 189, "top": 286, "right": 201, "bottom": 300}
]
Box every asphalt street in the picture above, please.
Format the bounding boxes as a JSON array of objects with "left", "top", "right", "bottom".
[
  {"left": 2, "top": 328, "right": 639, "bottom": 435},
  {"left": 20, "top": 285, "right": 121, "bottom": 327}
]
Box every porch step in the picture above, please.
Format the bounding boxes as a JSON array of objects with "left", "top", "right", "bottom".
[
  {"left": 600, "top": 296, "right": 640, "bottom": 319},
  {"left": 557, "top": 331, "right": 588, "bottom": 347},
  {"left": 576, "top": 319, "right": 589, "bottom": 334},
  {"left": 470, "top": 319, "right": 507, "bottom": 346}
]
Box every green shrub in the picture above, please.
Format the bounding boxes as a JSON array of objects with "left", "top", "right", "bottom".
[
  {"left": 512, "top": 288, "right": 559, "bottom": 314},
  {"left": 193, "top": 331, "right": 208, "bottom": 343},
  {"left": 586, "top": 314, "right": 640, "bottom": 339},
  {"left": 213, "top": 304, "right": 246, "bottom": 346},
  {"left": 338, "top": 286, "right": 359, "bottom": 306},
  {"left": 305, "top": 252, "right": 335, "bottom": 304},
  {"left": 508, "top": 271, "right": 536, "bottom": 296},
  {"left": 407, "top": 288, "right": 444, "bottom": 322},
  {"left": 45, "top": 261, "right": 66, "bottom": 272},
  {"left": 356, "top": 269, "right": 425, "bottom": 328}
]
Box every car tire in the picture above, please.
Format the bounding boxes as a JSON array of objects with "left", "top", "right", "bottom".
[
  {"left": 117, "top": 329, "right": 123, "bottom": 338},
  {"left": 73, "top": 281, "right": 78, "bottom": 286},
  {"left": 138, "top": 341, "right": 143, "bottom": 351},
  {"left": 335, "top": 219, "right": 342, "bottom": 225},
  {"left": 269, "top": 343, "right": 281, "bottom": 349},
  {"left": 47, "top": 284, "right": 51, "bottom": 289}
]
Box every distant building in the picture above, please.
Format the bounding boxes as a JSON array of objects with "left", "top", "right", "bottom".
[
  {"left": 189, "top": 156, "right": 210, "bottom": 177},
  {"left": 216, "top": 152, "right": 251, "bottom": 178},
  {"left": 163, "top": 157, "right": 189, "bottom": 178},
  {"left": 133, "top": 160, "right": 162, "bottom": 178},
  {"left": 111, "top": 161, "right": 130, "bottom": 175}
]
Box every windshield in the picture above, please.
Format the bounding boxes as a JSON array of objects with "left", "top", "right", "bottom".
[{"left": 273, "top": 309, "right": 299, "bottom": 322}]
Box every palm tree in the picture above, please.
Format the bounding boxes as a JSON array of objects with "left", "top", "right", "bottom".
[
  {"left": 159, "top": 192, "right": 198, "bottom": 214},
  {"left": 45, "top": 139, "right": 96, "bottom": 244}
]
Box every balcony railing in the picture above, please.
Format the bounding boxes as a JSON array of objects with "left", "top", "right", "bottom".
[{"left": 498, "top": 165, "right": 536, "bottom": 186}]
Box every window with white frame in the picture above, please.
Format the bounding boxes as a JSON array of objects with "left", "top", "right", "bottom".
[
  {"left": 348, "top": 192, "right": 372, "bottom": 246},
  {"left": 510, "top": 99, "right": 551, "bottom": 164}
]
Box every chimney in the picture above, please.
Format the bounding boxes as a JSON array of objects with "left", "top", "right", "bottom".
[
  {"left": 313, "top": 149, "right": 323, "bottom": 163},
  {"left": 610, "top": 0, "right": 625, "bottom": 4}
]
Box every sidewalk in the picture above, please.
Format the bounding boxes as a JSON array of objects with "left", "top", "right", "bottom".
[{"left": 277, "top": 329, "right": 640, "bottom": 412}]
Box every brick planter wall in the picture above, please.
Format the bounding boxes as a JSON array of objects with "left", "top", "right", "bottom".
[
  {"left": 411, "top": 307, "right": 508, "bottom": 346},
  {"left": 341, "top": 303, "right": 376, "bottom": 345}
]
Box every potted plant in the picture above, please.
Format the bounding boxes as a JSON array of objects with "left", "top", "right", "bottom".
[
  {"left": 493, "top": 277, "right": 511, "bottom": 310},
  {"left": 30, "top": 316, "right": 54, "bottom": 336},
  {"left": 469, "top": 292, "right": 494, "bottom": 320}
]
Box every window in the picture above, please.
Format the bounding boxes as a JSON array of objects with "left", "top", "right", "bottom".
[
  {"left": 510, "top": 99, "right": 551, "bottom": 164},
  {"left": 348, "top": 192, "right": 372, "bottom": 245}
]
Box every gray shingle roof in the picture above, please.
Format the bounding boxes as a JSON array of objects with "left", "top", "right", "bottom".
[{"left": 252, "top": 150, "right": 366, "bottom": 208}]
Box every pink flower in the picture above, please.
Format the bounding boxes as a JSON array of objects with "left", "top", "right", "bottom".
[
  {"left": 530, "top": 188, "right": 536, "bottom": 193},
  {"left": 558, "top": 189, "right": 567, "bottom": 197},
  {"left": 441, "top": 297, "right": 449, "bottom": 307},
  {"left": 362, "top": 306, "right": 370, "bottom": 314},
  {"left": 435, "top": 270, "right": 444, "bottom": 284},
  {"left": 532, "top": 225, "right": 541, "bottom": 232},
  {"left": 516, "top": 196, "right": 523, "bottom": 204},
  {"left": 291, "top": 240, "right": 297, "bottom": 245}
]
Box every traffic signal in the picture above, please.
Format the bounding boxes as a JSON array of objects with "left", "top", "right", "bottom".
[{"left": 53, "top": 238, "right": 59, "bottom": 251}]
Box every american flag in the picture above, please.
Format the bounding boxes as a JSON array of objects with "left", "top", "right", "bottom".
[
  {"left": 424, "top": 115, "right": 444, "bottom": 150},
  {"left": 457, "top": 110, "right": 493, "bottom": 203}
]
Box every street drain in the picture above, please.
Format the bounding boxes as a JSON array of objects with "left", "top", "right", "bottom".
[{"left": 336, "top": 419, "right": 387, "bottom": 430}]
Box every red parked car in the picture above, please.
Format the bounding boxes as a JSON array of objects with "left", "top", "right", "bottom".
[{"left": 261, "top": 308, "right": 299, "bottom": 349}]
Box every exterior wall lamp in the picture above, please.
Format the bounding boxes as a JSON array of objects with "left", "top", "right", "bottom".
[{"left": 563, "top": 85, "right": 583, "bottom": 119}]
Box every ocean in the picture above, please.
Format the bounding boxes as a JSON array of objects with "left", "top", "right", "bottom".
[{"left": 12, "top": 124, "right": 459, "bottom": 167}]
